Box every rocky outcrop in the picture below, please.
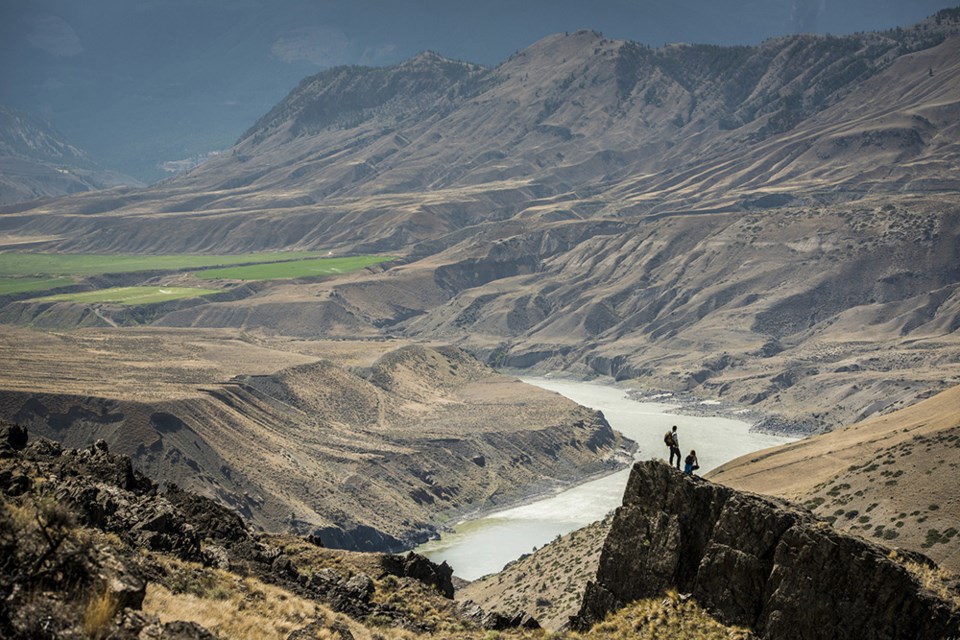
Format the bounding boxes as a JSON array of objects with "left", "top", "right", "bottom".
[
  {"left": 0, "top": 427, "right": 470, "bottom": 638},
  {"left": 381, "top": 551, "right": 455, "bottom": 598},
  {"left": 574, "top": 461, "right": 960, "bottom": 639}
]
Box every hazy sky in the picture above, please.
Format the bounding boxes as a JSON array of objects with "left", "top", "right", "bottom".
[{"left": 0, "top": 0, "right": 952, "bottom": 180}]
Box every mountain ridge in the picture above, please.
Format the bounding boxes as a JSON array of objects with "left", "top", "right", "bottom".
[{"left": 2, "top": 12, "right": 960, "bottom": 435}]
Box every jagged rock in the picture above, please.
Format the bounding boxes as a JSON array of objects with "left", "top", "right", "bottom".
[
  {"left": 331, "top": 621, "right": 355, "bottom": 640},
  {"left": 56, "top": 441, "right": 153, "bottom": 493},
  {"left": 201, "top": 543, "right": 230, "bottom": 570},
  {"left": 380, "top": 551, "right": 455, "bottom": 598},
  {"left": 0, "top": 468, "right": 31, "bottom": 495},
  {"left": 574, "top": 461, "right": 960, "bottom": 639},
  {"left": 479, "top": 610, "right": 540, "bottom": 630},
  {"left": 157, "top": 620, "right": 220, "bottom": 639},
  {"left": 286, "top": 619, "right": 326, "bottom": 639},
  {"left": 164, "top": 484, "right": 250, "bottom": 544},
  {"left": 115, "top": 610, "right": 162, "bottom": 639},
  {"left": 271, "top": 553, "right": 298, "bottom": 578},
  {"left": 327, "top": 578, "right": 373, "bottom": 618},
  {"left": 343, "top": 573, "right": 374, "bottom": 601},
  {"left": 0, "top": 421, "right": 27, "bottom": 456},
  {"left": 96, "top": 546, "right": 147, "bottom": 610},
  {"left": 309, "top": 568, "right": 344, "bottom": 591}
]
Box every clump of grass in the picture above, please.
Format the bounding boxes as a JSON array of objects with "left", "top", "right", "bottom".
[
  {"left": 902, "top": 561, "right": 960, "bottom": 612},
  {"left": 83, "top": 590, "right": 119, "bottom": 639},
  {"left": 579, "top": 595, "right": 753, "bottom": 639}
]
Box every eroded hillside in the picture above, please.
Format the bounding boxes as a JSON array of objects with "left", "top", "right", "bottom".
[{"left": 0, "top": 327, "right": 632, "bottom": 550}]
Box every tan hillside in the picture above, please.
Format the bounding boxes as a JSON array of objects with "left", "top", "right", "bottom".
[
  {"left": 709, "top": 383, "right": 960, "bottom": 571},
  {"left": 0, "top": 326, "right": 631, "bottom": 550}
]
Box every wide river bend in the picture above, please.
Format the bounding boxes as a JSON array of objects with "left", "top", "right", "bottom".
[{"left": 415, "top": 377, "right": 796, "bottom": 580}]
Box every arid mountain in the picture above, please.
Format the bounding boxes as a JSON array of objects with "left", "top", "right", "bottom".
[
  {"left": 2, "top": 11, "right": 960, "bottom": 436},
  {"left": 0, "top": 425, "right": 764, "bottom": 639},
  {"left": 0, "top": 106, "right": 141, "bottom": 206}
]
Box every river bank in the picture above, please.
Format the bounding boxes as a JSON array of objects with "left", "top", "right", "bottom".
[{"left": 416, "top": 375, "right": 797, "bottom": 579}]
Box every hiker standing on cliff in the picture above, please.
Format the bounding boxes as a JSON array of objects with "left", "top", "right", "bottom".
[{"left": 664, "top": 425, "right": 681, "bottom": 469}]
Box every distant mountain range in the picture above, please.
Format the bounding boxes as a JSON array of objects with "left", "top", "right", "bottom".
[
  {"left": 3, "top": 0, "right": 950, "bottom": 183},
  {"left": 0, "top": 105, "right": 141, "bottom": 205},
  {"left": 3, "top": 9, "right": 960, "bottom": 433}
]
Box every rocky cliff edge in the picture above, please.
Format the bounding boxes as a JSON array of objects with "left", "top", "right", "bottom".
[{"left": 574, "top": 460, "right": 960, "bottom": 640}]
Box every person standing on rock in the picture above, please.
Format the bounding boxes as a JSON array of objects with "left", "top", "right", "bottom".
[
  {"left": 684, "top": 450, "right": 700, "bottom": 475},
  {"left": 664, "top": 425, "right": 681, "bottom": 469}
]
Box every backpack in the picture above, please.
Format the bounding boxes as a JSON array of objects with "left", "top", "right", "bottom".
[{"left": 664, "top": 431, "right": 674, "bottom": 447}]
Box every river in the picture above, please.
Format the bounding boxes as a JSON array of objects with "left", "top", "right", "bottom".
[{"left": 414, "top": 376, "right": 796, "bottom": 580}]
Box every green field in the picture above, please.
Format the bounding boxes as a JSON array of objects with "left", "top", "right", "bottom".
[
  {"left": 194, "top": 255, "right": 393, "bottom": 281},
  {"left": 36, "top": 286, "right": 220, "bottom": 306},
  {"left": 0, "top": 251, "right": 329, "bottom": 278},
  {"left": 0, "top": 277, "right": 76, "bottom": 296}
]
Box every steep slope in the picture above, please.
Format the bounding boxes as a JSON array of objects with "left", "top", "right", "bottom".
[
  {"left": 709, "top": 383, "right": 960, "bottom": 572},
  {"left": 0, "top": 327, "right": 632, "bottom": 551}
]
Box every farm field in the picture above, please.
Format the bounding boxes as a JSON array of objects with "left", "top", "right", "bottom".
[
  {"left": 36, "top": 286, "right": 219, "bottom": 305},
  {"left": 0, "top": 251, "right": 342, "bottom": 297},
  {"left": 0, "top": 250, "right": 329, "bottom": 278},
  {"left": 194, "top": 255, "right": 393, "bottom": 280},
  {"left": 0, "top": 276, "right": 75, "bottom": 296}
]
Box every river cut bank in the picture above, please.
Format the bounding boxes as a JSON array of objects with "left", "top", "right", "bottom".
[{"left": 416, "top": 375, "right": 797, "bottom": 580}]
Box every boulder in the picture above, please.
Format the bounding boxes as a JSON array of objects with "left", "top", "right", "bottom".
[{"left": 380, "top": 551, "right": 455, "bottom": 598}]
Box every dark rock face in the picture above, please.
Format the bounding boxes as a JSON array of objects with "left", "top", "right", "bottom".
[
  {"left": 0, "top": 421, "right": 27, "bottom": 455},
  {"left": 574, "top": 461, "right": 960, "bottom": 640},
  {"left": 458, "top": 600, "right": 541, "bottom": 631},
  {"left": 313, "top": 524, "right": 408, "bottom": 553},
  {"left": 380, "top": 551, "right": 455, "bottom": 598}
]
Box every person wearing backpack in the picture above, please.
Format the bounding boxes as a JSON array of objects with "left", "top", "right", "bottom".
[{"left": 664, "top": 425, "right": 681, "bottom": 469}]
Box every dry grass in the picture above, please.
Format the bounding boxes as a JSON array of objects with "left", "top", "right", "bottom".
[
  {"left": 902, "top": 559, "right": 960, "bottom": 611},
  {"left": 571, "top": 595, "right": 755, "bottom": 640},
  {"left": 145, "top": 557, "right": 319, "bottom": 639},
  {"left": 82, "top": 590, "right": 119, "bottom": 639},
  {"left": 458, "top": 517, "right": 613, "bottom": 631}
]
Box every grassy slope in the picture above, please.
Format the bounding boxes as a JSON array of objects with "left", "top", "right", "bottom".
[
  {"left": 709, "top": 384, "right": 960, "bottom": 572},
  {"left": 0, "top": 250, "right": 332, "bottom": 297},
  {"left": 0, "top": 276, "right": 75, "bottom": 295}
]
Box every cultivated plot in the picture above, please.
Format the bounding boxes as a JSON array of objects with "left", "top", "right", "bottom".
[{"left": 36, "top": 286, "right": 219, "bottom": 306}]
